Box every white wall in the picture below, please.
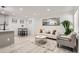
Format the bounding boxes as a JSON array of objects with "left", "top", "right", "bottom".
[
  {"left": 0, "top": 15, "right": 38, "bottom": 36},
  {"left": 60, "top": 15, "right": 73, "bottom": 24},
  {"left": 26, "top": 17, "right": 37, "bottom": 35},
  {"left": 8, "top": 16, "right": 28, "bottom": 35},
  {"left": 0, "top": 14, "right": 74, "bottom": 36},
  {"left": 0, "top": 15, "right": 5, "bottom": 24},
  {"left": 0, "top": 14, "right": 9, "bottom": 30},
  {"left": 8, "top": 16, "right": 37, "bottom": 35},
  {"left": 74, "top": 8, "right": 79, "bottom": 33},
  {"left": 33, "top": 14, "right": 74, "bottom": 35}
]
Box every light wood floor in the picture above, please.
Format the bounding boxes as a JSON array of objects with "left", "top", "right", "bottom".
[{"left": 0, "top": 36, "right": 72, "bottom": 53}]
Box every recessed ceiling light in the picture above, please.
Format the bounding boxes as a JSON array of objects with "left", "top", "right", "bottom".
[
  {"left": 47, "top": 8, "right": 51, "bottom": 11},
  {"left": 19, "top": 8, "right": 23, "bottom": 11}
]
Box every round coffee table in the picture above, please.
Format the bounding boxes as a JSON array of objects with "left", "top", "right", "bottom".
[{"left": 35, "top": 35, "right": 47, "bottom": 45}]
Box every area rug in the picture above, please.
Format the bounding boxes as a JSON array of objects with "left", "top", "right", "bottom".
[{"left": 35, "top": 39, "right": 57, "bottom": 51}]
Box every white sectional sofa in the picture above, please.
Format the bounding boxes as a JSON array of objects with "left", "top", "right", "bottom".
[{"left": 36, "top": 30, "right": 60, "bottom": 40}]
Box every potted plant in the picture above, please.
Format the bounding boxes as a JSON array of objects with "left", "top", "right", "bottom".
[{"left": 61, "top": 20, "right": 73, "bottom": 35}]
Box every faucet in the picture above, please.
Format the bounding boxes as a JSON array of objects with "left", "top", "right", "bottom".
[{"left": 3, "top": 21, "right": 7, "bottom": 30}]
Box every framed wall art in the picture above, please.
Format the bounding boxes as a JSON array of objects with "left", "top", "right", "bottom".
[
  {"left": 12, "top": 17, "right": 17, "bottom": 23},
  {"left": 20, "top": 19, "right": 24, "bottom": 24},
  {"left": 42, "top": 18, "right": 60, "bottom": 26}
]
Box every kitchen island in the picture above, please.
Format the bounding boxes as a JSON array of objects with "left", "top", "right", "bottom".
[{"left": 0, "top": 30, "right": 14, "bottom": 48}]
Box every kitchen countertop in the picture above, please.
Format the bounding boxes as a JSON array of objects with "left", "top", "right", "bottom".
[{"left": 0, "top": 30, "right": 14, "bottom": 33}]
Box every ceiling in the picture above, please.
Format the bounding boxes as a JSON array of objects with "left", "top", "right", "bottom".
[{"left": 0, "top": 6, "right": 76, "bottom": 18}]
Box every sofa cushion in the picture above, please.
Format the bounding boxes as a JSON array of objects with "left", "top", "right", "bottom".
[{"left": 52, "top": 30, "right": 56, "bottom": 35}]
